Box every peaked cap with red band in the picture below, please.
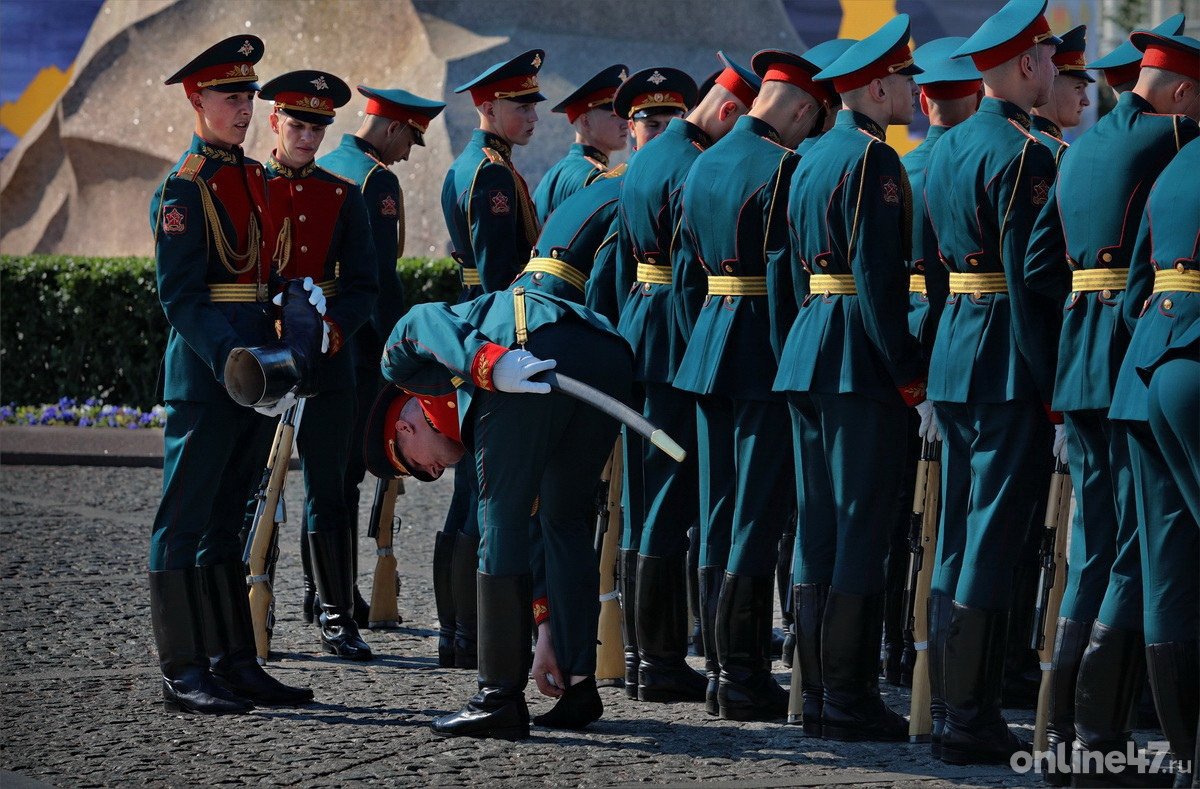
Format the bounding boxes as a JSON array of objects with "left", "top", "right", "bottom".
[
  {"left": 259, "top": 70, "right": 351, "bottom": 126},
  {"left": 950, "top": 0, "right": 1062, "bottom": 72},
  {"left": 358, "top": 86, "right": 445, "bottom": 146},
  {"left": 165, "top": 35, "right": 263, "bottom": 96},
  {"left": 1131, "top": 30, "right": 1200, "bottom": 81},
  {"left": 1053, "top": 25, "right": 1095, "bottom": 82},
  {"left": 613, "top": 67, "right": 698, "bottom": 120},
  {"left": 552, "top": 64, "right": 628, "bottom": 123},
  {"left": 1087, "top": 14, "right": 1185, "bottom": 88},
  {"left": 455, "top": 49, "right": 547, "bottom": 106},
  {"left": 913, "top": 37, "right": 984, "bottom": 100},
  {"left": 814, "top": 14, "right": 923, "bottom": 94},
  {"left": 713, "top": 50, "right": 763, "bottom": 108},
  {"left": 750, "top": 49, "right": 836, "bottom": 111},
  {"left": 363, "top": 384, "right": 463, "bottom": 480}
]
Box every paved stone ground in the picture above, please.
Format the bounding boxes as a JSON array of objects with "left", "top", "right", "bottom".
[{"left": 0, "top": 462, "right": 1094, "bottom": 787}]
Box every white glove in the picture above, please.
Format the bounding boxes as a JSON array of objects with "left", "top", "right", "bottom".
[
  {"left": 254, "top": 390, "right": 297, "bottom": 417},
  {"left": 916, "top": 399, "right": 942, "bottom": 442},
  {"left": 1053, "top": 423, "right": 1069, "bottom": 466},
  {"left": 493, "top": 350, "right": 556, "bottom": 394},
  {"left": 302, "top": 277, "right": 327, "bottom": 316},
  {"left": 320, "top": 321, "right": 331, "bottom": 354}
]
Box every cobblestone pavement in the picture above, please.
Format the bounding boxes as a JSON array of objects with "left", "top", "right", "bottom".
[{"left": 0, "top": 463, "right": 1080, "bottom": 787}]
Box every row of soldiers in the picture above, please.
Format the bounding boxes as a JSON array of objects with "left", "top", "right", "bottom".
[
  {"left": 143, "top": 0, "right": 1199, "bottom": 782},
  {"left": 424, "top": 0, "right": 1200, "bottom": 779}
]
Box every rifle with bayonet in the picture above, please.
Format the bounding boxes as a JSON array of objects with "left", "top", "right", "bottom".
[
  {"left": 244, "top": 399, "right": 305, "bottom": 664},
  {"left": 367, "top": 476, "right": 404, "bottom": 629},
  {"left": 1032, "top": 458, "right": 1072, "bottom": 752},
  {"left": 595, "top": 436, "right": 625, "bottom": 685},
  {"left": 907, "top": 438, "right": 941, "bottom": 743}
]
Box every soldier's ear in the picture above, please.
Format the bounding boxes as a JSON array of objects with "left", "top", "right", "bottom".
[{"left": 189, "top": 91, "right": 205, "bottom": 113}]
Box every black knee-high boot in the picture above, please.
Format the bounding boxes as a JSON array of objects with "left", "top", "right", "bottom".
[
  {"left": 699, "top": 566, "right": 724, "bottom": 716},
  {"left": 636, "top": 554, "right": 707, "bottom": 703},
  {"left": 1041, "top": 617, "right": 1091, "bottom": 786},
  {"left": 1144, "top": 641, "right": 1198, "bottom": 788},
  {"left": 432, "top": 531, "right": 457, "bottom": 668},
  {"left": 300, "top": 520, "right": 317, "bottom": 624},
  {"left": 309, "top": 530, "right": 373, "bottom": 661},
  {"left": 882, "top": 535, "right": 909, "bottom": 686},
  {"left": 821, "top": 588, "right": 907, "bottom": 741},
  {"left": 200, "top": 563, "right": 313, "bottom": 705},
  {"left": 940, "top": 602, "right": 1029, "bottom": 765},
  {"left": 777, "top": 528, "right": 796, "bottom": 670},
  {"left": 149, "top": 568, "right": 252, "bottom": 714},
  {"left": 451, "top": 534, "right": 479, "bottom": 669},
  {"left": 927, "top": 593, "right": 953, "bottom": 758},
  {"left": 794, "top": 582, "right": 828, "bottom": 736},
  {"left": 618, "top": 548, "right": 639, "bottom": 699},
  {"left": 716, "top": 573, "right": 788, "bottom": 721},
  {"left": 687, "top": 525, "right": 703, "bottom": 657},
  {"left": 433, "top": 573, "right": 532, "bottom": 740}
]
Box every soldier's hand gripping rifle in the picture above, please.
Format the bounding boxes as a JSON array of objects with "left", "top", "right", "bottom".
[
  {"left": 367, "top": 476, "right": 405, "bottom": 629},
  {"left": 907, "top": 438, "right": 941, "bottom": 743},
  {"left": 242, "top": 399, "right": 305, "bottom": 664},
  {"left": 1032, "top": 458, "right": 1073, "bottom": 753},
  {"left": 594, "top": 436, "right": 625, "bottom": 685}
]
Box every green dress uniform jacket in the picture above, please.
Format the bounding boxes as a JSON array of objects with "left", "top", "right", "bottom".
[
  {"left": 901, "top": 124, "right": 951, "bottom": 356},
  {"left": 442, "top": 129, "right": 540, "bottom": 296},
  {"left": 1023, "top": 93, "right": 1196, "bottom": 627},
  {"left": 533, "top": 142, "right": 610, "bottom": 224},
  {"left": 149, "top": 135, "right": 279, "bottom": 571},
  {"left": 923, "top": 97, "right": 1060, "bottom": 610},
  {"left": 774, "top": 110, "right": 924, "bottom": 593},
  {"left": 674, "top": 114, "right": 797, "bottom": 575},
  {"left": 1031, "top": 115, "right": 1069, "bottom": 165},
  {"left": 1108, "top": 138, "right": 1200, "bottom": 645},
  {"left": 381, "top": 289, "right": 632, "bottom": 675}
]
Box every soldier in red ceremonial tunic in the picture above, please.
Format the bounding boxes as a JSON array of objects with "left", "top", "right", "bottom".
[{"left": 258, "top": 70, "right": 380, "bottom": 662}]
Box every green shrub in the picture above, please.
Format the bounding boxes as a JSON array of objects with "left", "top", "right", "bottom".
[{"left": 0, "top": 255, "right": 460, "bottom": 409}]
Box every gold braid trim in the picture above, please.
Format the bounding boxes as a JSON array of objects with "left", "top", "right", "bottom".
[
  {"left": 273, "top": 217, "right": 292, "bottom": 275},
  {"left": 195, "top": 175, "right": 260, "bottom": 276}
]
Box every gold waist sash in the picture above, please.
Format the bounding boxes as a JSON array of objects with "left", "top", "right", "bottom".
[
  {"left": 909, "top": 274, "right": 926, "bottom": 294},
  {"left": 948, "top": 272, "right": 1008, "bottom": 295},
  {"left": 460, "top": 267, "right": 481, "bottom": 287},
  {"left": 1152, "top": 269, "right": 1200, "bottom": 293},
  {"left": 636, "top": 262, "right": 673, "bottom": 285},
  {"left": 1072, "top": 268, "right": 1128, "bottom": 292},
  {"left": 524, "top": 257, "right": 587, "bottom": 293},
  {"left": 708, "top": 275, "right": 767, "bottom": 296},
  {"left": 209, "top": 283, "right": 269, "bottom": 303},
  {"left": 810, "top": 274, "right": 856, "bottom": 295}
]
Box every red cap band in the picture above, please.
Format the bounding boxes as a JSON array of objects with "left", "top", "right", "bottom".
[
  {"left": 831, "top": 41, "right": 915, "bottom": 94},
  {"left": 969, "top": 14, "right": 1054, "bottom": 72},
  {"left": 563, "top": 86, "right": 618, "bottom": 123},
  {"left": 1102, "top": 61, "right": 1142, "bottom": 88},
  {"left": 1141, "top": 42, "right": 1200, "bottom": 78},
  {"left": 469, "top": 73, "right": 541, "bottom": 105},
  {"left": 715, "top": 67, "right": 759, "bottom": 108},
  {"left": 921, "top": 79, "right": 983, "bottom": 101},
  {"left": 182, "top": 61, "right": 257, "bottom": 95},
  {"left": 381, "top": 394, "right": 412, "bottom": 476},
  {"left": 1053, "top": 49, "right": 1088, "bottom": 72},
  {"left": 763, "top": 62, "right": 836, "bottom": 110},
  {"left": 364, "top": 98, "right": 432, "bottom": 131}
]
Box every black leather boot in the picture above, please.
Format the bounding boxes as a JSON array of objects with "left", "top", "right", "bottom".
[
  {"left": 432, "top": 531, "right": 457, "bottom": 668},
  {"left": 794, "top": 582, "right": 828, "bottom": 735},
  {"left": 821, "top": 588, "right": 907, "bottom": 741},
  {"left": 533, "top": 675, "right": 603, "bottom": 730},
  {"left": 778, "top": 528, "right": 796, "bottom": 671},
  {"left": 618, "top": 548, "right": 639, "bottom": 699},
  {"left": 149, "top": 569, "right": 252, "bottom": 714},
  {"left": 636, "top": 554, "right": 707, "bottom": 703},
  {"left": 699, "top": 566, "right": 724, "bottom": 716},
  {"left": 451, "top": 534, "right": 479, "bottom": 669},
  {"left": 433, "top": 572, "right": 532, "bottom": 740},
  {"left": 309, "top": 530, "right": 373, "bottom": 661},
  {"left": 1041, "top": 617, "right": 1091, "bottom": 786},
  {"left": 347, "top": 507, "right": 373, "bottom": 629},
  {"left": 716, "top": 573, "right": 788, "bottom": 721},
  {"left": 200, "top": 563, "right": 314, "bottom": 706},
  {"left": 687, "top": 525, "right": 703, "bottom": 657},
  {"left": 300, "top": 520, "right": 316, "bottom": 624},
  {"left": 1144, "top": 641, "right": 1198, "bottom": 788},
  {"left": 882, "top": 536, "right": 908, "bottom": 686},
  {"left": 941, "top": 602, "right": 1030, "bottom": 765},
  {"left": 1003, "top": 563, "right": 1042, "bottom": 709},
  {"left": 928, "top": 593, "right": 952, "bottom": 758}
]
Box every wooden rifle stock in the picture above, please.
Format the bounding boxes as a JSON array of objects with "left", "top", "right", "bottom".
[
  {"left": 1033, "top": 459, "right": 1073, "bottom": 753},
  {"left": 245, "top": 399, "right": 305, "bottom": 664},
  {"left": 595, "top": 436, "right": 625, "bottom": 684},
  {"left": 368, "top": 477, "right": 404, "bottom": 629},
  {"left": 908, "top": 438, "right": 941, "bottom": 743}
]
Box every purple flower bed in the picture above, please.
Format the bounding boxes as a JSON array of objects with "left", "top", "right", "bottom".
[{"left": 1, "top": 398, "right": 165, "bottom": 429}]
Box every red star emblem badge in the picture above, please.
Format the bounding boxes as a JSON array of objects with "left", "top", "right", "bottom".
[
  {"left": 881, "top": 177, "right": 900, "bottom": 206},
  {"left": 489, "top": 190, "right": 511, "bottom": 216},
  {"left": 1032, "top": 177, "right": 1050, "bottom": 206},
  {"left": 162, "top": 207, "right": 187, "bottom": 234},
  {"left": 380, "top": 194, "right": 398, "bottom": 217}
]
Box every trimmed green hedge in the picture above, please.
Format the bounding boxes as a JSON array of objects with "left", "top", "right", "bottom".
[{"left": 0, "top": 255, "right": 460, "bottom": 410}]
